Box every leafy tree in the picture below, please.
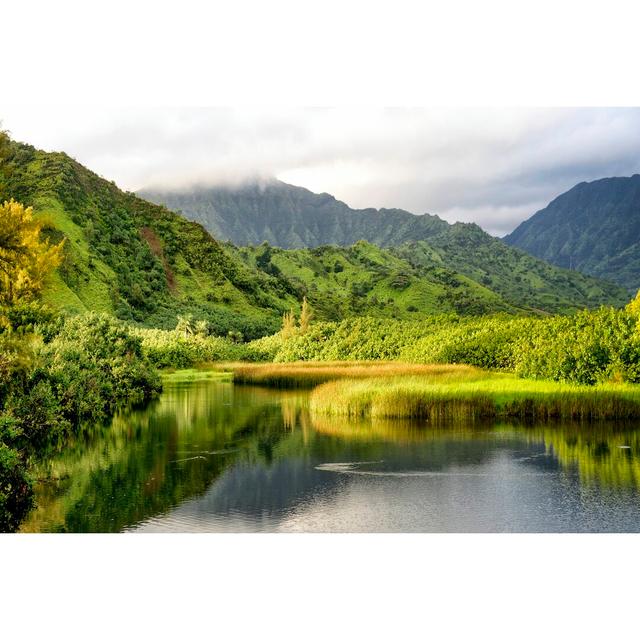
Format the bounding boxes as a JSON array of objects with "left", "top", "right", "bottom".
[
  {"left": 0, "top": 129, "right": 10, "bottom": 199},
  {"left": 626, "top": 289, "right": 640, "bottom": 317},
  {"left": 175, "top": 314, "right": 195, "bottom": 338},
  {"left": 0, "top": 200, "right": 64, "bottom": 305},
  {"left": 281, "top": 309, "right": 297, "bottom": 339},
  {"left": 195, "top": 319, "right": 210, "bottom": 337},
  {"left": 299, "top": 296, "right": 313, "bottom": 333}
]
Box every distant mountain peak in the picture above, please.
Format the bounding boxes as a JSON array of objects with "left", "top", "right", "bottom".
[
  {"left": 139, "top": 179, "right": 449, "bottom": 249},
  {"left": 505, "top": 174, "right": 640, "bottom": 292}
]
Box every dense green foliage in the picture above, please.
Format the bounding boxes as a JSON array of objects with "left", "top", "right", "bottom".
[
  {"left": 133, "top": 327, "right": 252, "bottom": 368},
  {"left": 236, "top": 241, "right": 513, "bottom": 319},
  {"left": 235, "top": 238, "right": 625, "bottom": 320},
  {"left": 247, "top": 308, "right": 640, "bottom": 386},
  {"left": 0, "top": 307, "right": 161, "bottom": 530},
  {"left": 505, "top": 175, "right": 640, "bottom": 292}
]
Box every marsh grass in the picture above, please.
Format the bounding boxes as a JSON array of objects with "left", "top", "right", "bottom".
[
  {"left": 309, "top": 376, "right": 640, "bottom": 421},
  {"left": 212, "top": 361, "right": 483, "bottom": 388}
]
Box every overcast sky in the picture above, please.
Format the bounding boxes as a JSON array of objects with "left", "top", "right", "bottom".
[{"left": 2, "top": 107, "right": 640, "bottom": 236}]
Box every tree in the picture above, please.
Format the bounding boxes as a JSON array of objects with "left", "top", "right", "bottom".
[
  {"left": 195, "top": 319, "right": 210, "bottom": 338},
  {"left": 0, "top": 129, "right": 10, "bottom": 200},
  {"left": 175, "top": 314, "right": 195, "bottom": 338},
  {"left": 0, "top": 200, "right": 64, "bottom": 306},
  {"left": 299, "top": 296, "right": 313, "bottom": 333},
  {"left": 627, "top": 290, "right": 640, "bottom": 317},
  {"left": 281, "top": 309, "right": 297, "bottom": 339}
]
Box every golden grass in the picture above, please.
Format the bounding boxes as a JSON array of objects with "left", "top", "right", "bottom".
[
  {"left": 212, "top": 361, "right": 484, "bottom": 388},
  {"left": 309, "top": 376, "right": 640, "bottom": 421}
]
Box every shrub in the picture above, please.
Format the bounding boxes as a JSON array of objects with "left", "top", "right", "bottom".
[
  {"left": 0, "top": 443, "right": 33, "bottom": 532},
  {"left": 132, "top": 327, "right": 250, "bottom": 368}
]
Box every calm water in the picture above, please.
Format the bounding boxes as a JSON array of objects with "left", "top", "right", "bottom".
[{"left": 20, "top": 377, "right": 640, "bottom": 532}]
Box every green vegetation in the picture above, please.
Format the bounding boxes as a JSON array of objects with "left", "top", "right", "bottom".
[
  {"left": 0, "top": 308, "right": 162, "bottom": 531},
  {"left": 133, "top": 326, "right": 251, "bottom": 368},
  {"left": 5, "top": 129, "right": 640, "bottom": 531},
  {"left": 0, "top": 188, "right": 164, "bottom": 530},
  {"left": 245, "top": 307, "right": 640, "bottom": 386},
  {"left": 145, "top": 178, "right": 629, "bottom": 315},
  {"left": 0, "top": 199, "right": 64, "bottom": 305},
  {"left": 159, "top": 368, "right": 233, "bottom": 383},
  {"left": 235, "top": 237, "right": 627, "bottom": 321}
]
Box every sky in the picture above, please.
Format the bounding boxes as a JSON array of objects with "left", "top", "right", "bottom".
[{"left": 2, "top": 107, "right": 640, "bottom": 236}]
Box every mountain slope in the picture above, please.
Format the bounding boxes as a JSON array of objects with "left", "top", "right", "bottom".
[
  {"left": 234, "top": 234, "right": 629, "bottom": 319},
  {"left": 1, "top": 140, "right": 298, "bottom": 337},
  {"left": 232, "top": 241, "right": 514, "bottom": 320},
  {"left": 396, "top": 224, "right": 629, "bottom": 312},
  {"left": 143, "top": 179, "right": 629, "bottom": 313},
  {"left": 504, "top": 175, "right": 640, "bottom": 293},
  {"left": 140, "top": 180, "right": 450, "bottom": 248}
]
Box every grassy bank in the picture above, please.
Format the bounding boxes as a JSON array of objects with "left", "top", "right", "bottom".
[
  {"left": 212, "top": 361, "right": 482, "bottom": 388},
  {"left": 309, "top": 375, "right": 640, "bottom": 421}
]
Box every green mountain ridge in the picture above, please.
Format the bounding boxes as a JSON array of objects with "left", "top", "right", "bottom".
[
  {"left": 504, "top": 175, "right": 640, "bottom": 293},
  {"left": 142, "top": 178, "right": 629, "bottom": 314},
  {"left": 140, "top": 180, "right": 451, "bottom": 248},
  {"left": 234, "top": 233, "right": 628, "bottom": 320}
]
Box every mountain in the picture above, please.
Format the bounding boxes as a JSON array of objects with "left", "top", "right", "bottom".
[
  {"left": 143, "top": 179, "right": 629, "bottom": 314},
  {"left": 139, "top": 180, "right": 450, "bottom": 248},
  {"left": 233, "top": 240, "right": 513, "bottom": 320},
  {"left": 504, "top": 175, "right": 640, "bottom": 293},
  {"left": 0, "top": 140, "right": 298, "bottom": 338},
  {"left": 234, "top": 232, "right": 628, "bottom": 319}
]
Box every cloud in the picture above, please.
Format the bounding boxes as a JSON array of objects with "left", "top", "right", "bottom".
[{"left": 2, "top": 107, "right": 640, "bottom": 236}]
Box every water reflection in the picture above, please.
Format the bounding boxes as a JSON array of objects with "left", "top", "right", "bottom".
[{"left": 19, "top": 379, "right": 640, "bottom": 533}]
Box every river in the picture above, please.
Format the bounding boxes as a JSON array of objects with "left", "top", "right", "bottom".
[{"left": 20, "top": 376, "right": 640, "bottom": 532}]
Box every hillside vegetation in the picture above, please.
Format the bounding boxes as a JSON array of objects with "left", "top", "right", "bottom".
[
  {"left": 234, "top": 237, "right": 628, "bottom": 319},
  {"left": 0, "top": 137, "right": 627, "bottom": 329},
  {"left": 144, "top": 178, "right": 629, "bottom": 315},
  {"left": 1, "top": 140, "right": 298, "bottom": 338}
]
